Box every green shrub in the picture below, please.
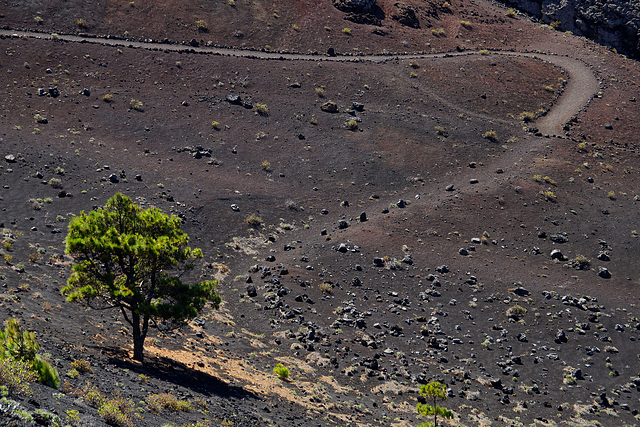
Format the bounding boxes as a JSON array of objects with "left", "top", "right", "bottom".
[
  {"left": 146, "top": 393, "right": 193, "bottom": 413},
  {"left": 0, "top": 358, "right": 37, "bottom": 395},
  {"left": 195, "top": 20, "right": 208, "bottom": 32},
  {"left": 0, "top": 318, "right": 59, "bottom": 389},
  {"left": 71, "top": 359, "right": 92, "bottom": 373},
  {"left": 81, "top": 385, "right": 107, "bottom": 408},
  {"left": 483, "top": 130, "right": 498, "bottom": 141},
  {"left": 33, "top": 409, "right": 60, "bottom": 426},
  {"left": 246, "top": 214, "right": 263, "bottom": 229},
  {"left": 98, "top": 398, "right": 134, "bottom": 427},
  {"left": 49, "top": 178, "right": 63, "bottom": 189},
  {"left": 273, "top": 363, "right": 289, "bottom": 380},
  {"left": 254, "top": 103, "right": 269, "bottom": 116},
  {"left": 66, "top": 368, "right": 80, "bottom": 379},
  {"left": 506, "top": 304, "right": 527, "bottom": 320},
  {"left": 130, "top": 99, "right": 144, "bottom": 112}
]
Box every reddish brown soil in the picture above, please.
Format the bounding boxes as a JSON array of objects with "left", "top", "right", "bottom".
[{"left": 1, "top": 1, "right": 640, "bottom": 426}]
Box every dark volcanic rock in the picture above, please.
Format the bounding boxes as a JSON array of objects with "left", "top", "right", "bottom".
[
  {"left": 496, "top": 0, "right": 640, "bottom": 59},
  {"left": 392, "top": 3, "right": 420, "bottom": 28},
  {"left": 332, "top": 0, "right": 376, "bottom": 13}
]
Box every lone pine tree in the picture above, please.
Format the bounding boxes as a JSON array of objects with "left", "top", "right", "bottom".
[{"left": 63, "top": 193, "right": 221, "bottom": 362}]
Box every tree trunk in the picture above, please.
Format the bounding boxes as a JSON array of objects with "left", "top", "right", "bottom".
[{"left": 131, "top": 311, "right": 146, "bottom": 363}]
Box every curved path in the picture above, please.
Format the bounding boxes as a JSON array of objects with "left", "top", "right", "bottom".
[{"left": 0, "top": 29, "right": 598, "bottom": 136}]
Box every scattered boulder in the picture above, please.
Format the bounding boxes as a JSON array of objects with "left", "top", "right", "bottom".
[
  {"left": 332, "top": 0, "right": 376, "bottom": 13},
  {"left": 321, "top": 101, "right": 339, "bottom": 113},
  {"left": 510, "top": 286, "right": 530, "bottom": 297},
  {"left": 226, "top": 94, "right": 242, "bottom": 105},
  {"left": 555, "top": 329, "right": 568, "bottom": 343},
  {"left": 598, "top": 267, "right": 611, "bottom": 278},
  {"left": 392, "top": 3, "right": 420, "bottom": 28},
  {"left": 550, "top": 249, "right": 566, "bottom": 261},
  {"left": 549, "top": 233, "right": 568, "bottom": 243}
]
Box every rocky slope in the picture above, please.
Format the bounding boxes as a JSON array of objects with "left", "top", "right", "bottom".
[{"left": 497, "top": 0, "right": 640, "bottom": 58}]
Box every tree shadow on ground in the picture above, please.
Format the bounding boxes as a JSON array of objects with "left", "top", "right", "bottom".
[{"left": 95, "top": 345, "right": 261, "bottom": 401}]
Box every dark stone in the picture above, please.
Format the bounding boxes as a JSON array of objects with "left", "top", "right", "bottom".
[
  {"left": 226, "top": 94, "right": 242, "bottom": 105},
  {"left": 247, "top": 285, "right": 258, "bottom": 298},
  {"left": 392, "top": 3, "right": 420, "bottom": 28},
  {"left": 511, "top": 287, "right": 530, "bottom": 297},
  {"left": 555, "top": 329, "right": 568, "bottom": 343},
  {"left": 598, "top": 267, "right": 611, "bottom": 278},
  {"left": 321, "top": 101, "right": 339, "bottom": 113}
]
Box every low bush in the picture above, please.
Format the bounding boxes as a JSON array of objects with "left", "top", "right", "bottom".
[
  {"left": 246, "top": 214, "right": 263, "bottom": 229},
  {"left": 0, "top": 358, "right": 37, "bottom": 395},
  {"left": 98, "top": 398, "right": 134, "bottom": 427},
  {"left": 146, "top": 393, "right": 193, "bottom": 413},
  {"left": 0, "top": 318, "right": 59, "bottom": 389},
  {"left": 273, "top": 363, "right": 290, "bottom": 380}
]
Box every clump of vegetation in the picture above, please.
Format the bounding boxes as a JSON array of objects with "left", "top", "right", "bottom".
[
  {"left": 576, "top": 142, "right": 588, "bottom": 152},
  {"left": 569, "top": 254, "right": 591, "bottom": 270},
  {"left": 211, "top": 120, "right": 220, "bottom": 130},
  {"left": 63, "top": 193, "right": 221, "bottom": 362},
  {"left": 146, "top": 393, "right": 193, "bottom": 413},
  {"left": 245, "top": 213, "right": 263, "bottom": 229},
  {"left": 431, "top": 28, "right": 446, "bottom": 37},
  {"left": 416, "top": 381, "right": 453, "bottom": 427},
  {"left": 70, "top": 359, "right": 92, "bottom": 374},
  {"left": 79, "top": 384, "right": 107, "bottom": 408},
  {"left": 76, "top": 18, "right": 89, "bottom": 29},
  {"left": 315, "top": 87, "right": 326, "bottom": 98},
  {"left": 608, "top": 191, "right": 616, "bottom": 200},
  {"left": 550, "top": 20, "right": 562, "bottom": 30},
  {"left": 254, "top": 103, "right": 269, "bottom": 116},
  {"left": 0, "top": 318, "right": 60, "bottom": 390},
  {"left": 261, "top": 160, "right": 272, "bottom": 172},
  {"left": 519, "top": 111, "right": 535, "bottom": 123},
  {"left": 434, "top": 126, "right": 447, "bottom": 137},
  {"left": 49, "top": 178, "right": 63, "bottom": 189},
  {"left": 345, "top": 119, "right": 358, "bottom": 130},
  {"left": 103, "top": 94, "right": 114, "bottom": 103},
  {"left": 540, "top": 190, "right": 557, "bottom": 202},
  {"left": 273, "top": 363, "right": 290, "bottom": 380},
  {"left": 98, "top": 397, "right": 135, "bottom": 427},
  {"left": 478, "top": 49, "right": 490, "bottom": 55},
  {"left": 506, "top": 304, "right": 527, "bottom": 320},
  {"left": 33, "top": 113, "right": 48, "bottom": 124},
  {"left": 318, "top": 281, "right": 334, "bottom": 294},
  {"left": 533, "top": 175, "right": 556, "bottom": 185},
  {"left": 195, "top": 20, "right": 208, "bottom": 32},
  {"left": 483, "top": 130, "right": 498, "bottom": 141},
  {"left": 130, "top": 99, "right": 144, "bottom": 111},
  {"left": 460, "top": 20, "right": 473, "bottom": 29},
  {"left": 409, "top": 60, "right": 420, "bottom": 69},
  {"left": 506, "top": 8, "right": 518, "bottom": 18},
  {"left": 0, "top": 357, "right": 38, "bottom": 395},
  {"left": 342, "top": 27, "right": 352, "bottom": 35}
]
